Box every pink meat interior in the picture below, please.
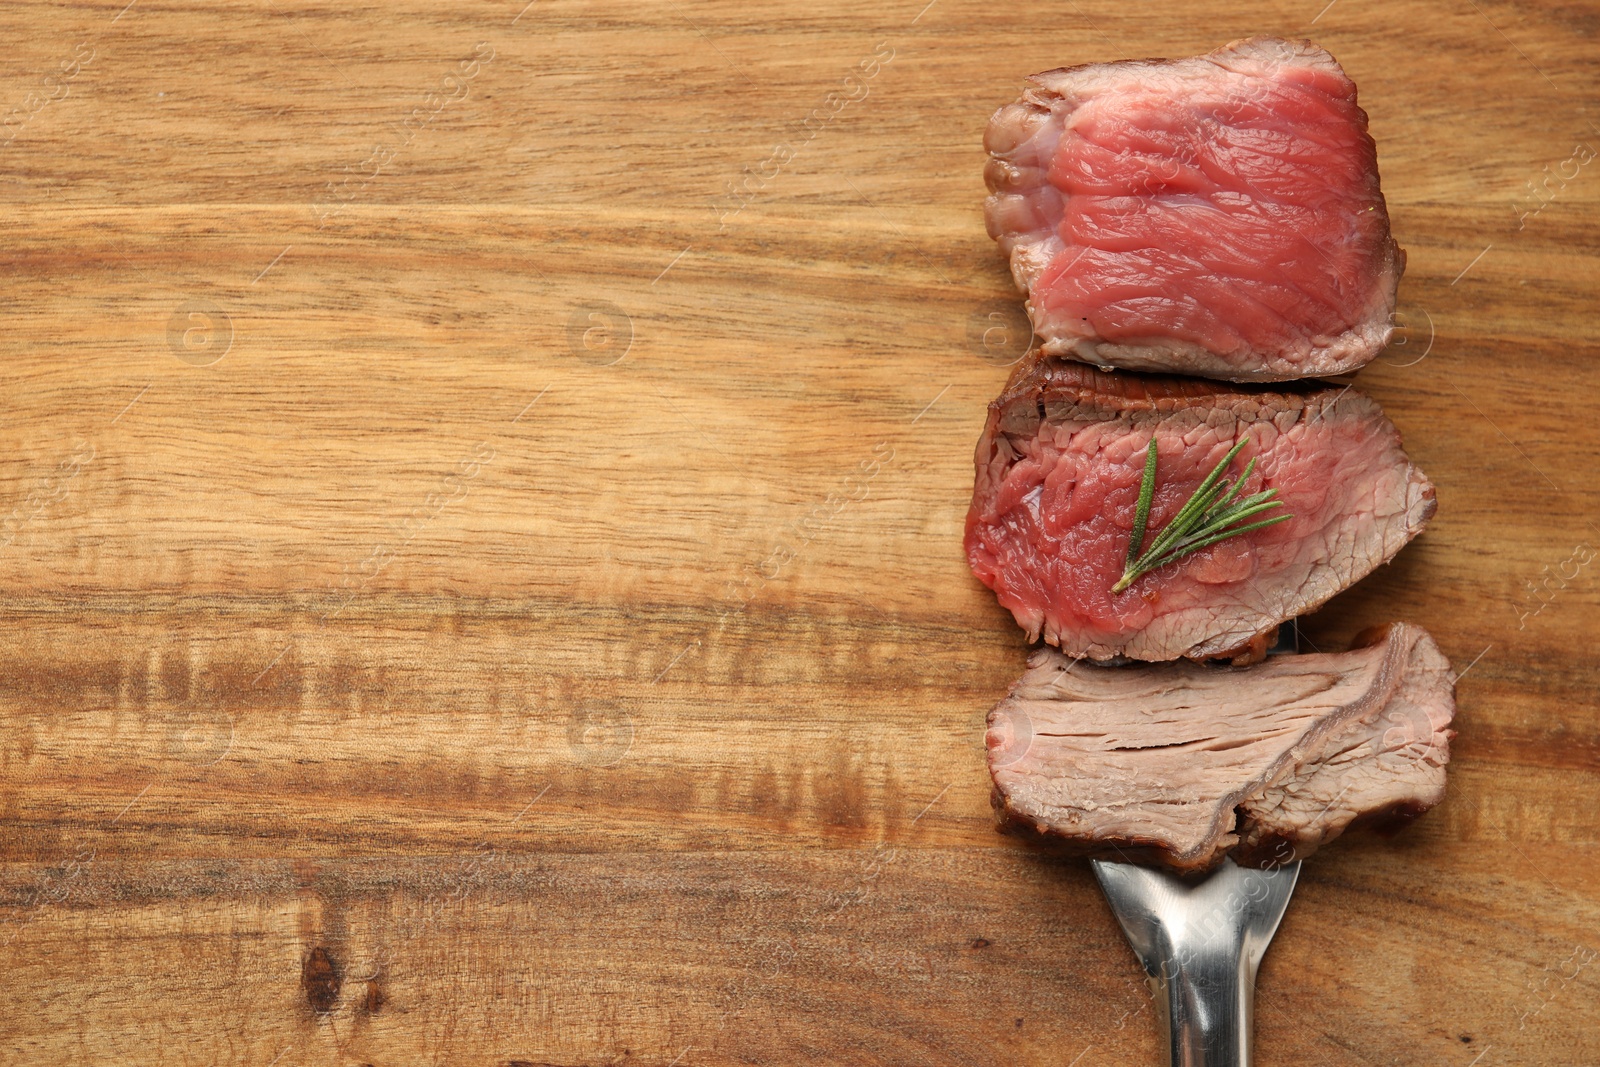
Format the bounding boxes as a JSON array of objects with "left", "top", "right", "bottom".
[
  {"left": 1035, "top": 54, "right": 1388, "bottom": 358},
  {"left": 966, "top": 413, "right": 1396, "bottom": 646}
]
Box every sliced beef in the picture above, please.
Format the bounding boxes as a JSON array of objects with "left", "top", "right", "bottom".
[
  {"left": 964, "top": 354, "right": 1435, "bottom": 662},
  {"left": 986, "top": 622, "right": 1456, "bottom": 871},
  {"left": 984, "top": 36, "right": 1403, "bottom": 382}
]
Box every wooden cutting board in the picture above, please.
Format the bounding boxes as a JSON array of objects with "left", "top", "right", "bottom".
[{"left": 2, "top": 1, "right": 1596, "bottom": 1063}]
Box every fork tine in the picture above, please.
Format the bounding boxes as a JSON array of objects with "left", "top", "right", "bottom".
[{"left": 1091, "top": 856, "right": 1301, "bottom": 1067}]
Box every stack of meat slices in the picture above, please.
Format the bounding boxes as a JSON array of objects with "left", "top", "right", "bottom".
[{"left": 967, "top": 36, "right": 1456, "bottom": 870}]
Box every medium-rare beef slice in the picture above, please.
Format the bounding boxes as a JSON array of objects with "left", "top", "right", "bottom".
[
  {"left": 986, "top": 622, "right": 1455, "bottom": 872},
  {"left": 964, "top": 354, "right": 1435, "bottom": 662},
  {"left": 984, "top": 36, "right": 1403, "bottom": 382}
]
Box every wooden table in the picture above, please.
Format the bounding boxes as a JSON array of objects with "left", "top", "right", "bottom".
[{"left": 2, "top": 1, "right": 1596, "bottom": 1063}]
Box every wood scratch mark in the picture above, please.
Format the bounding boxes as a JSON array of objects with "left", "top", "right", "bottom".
[
  {"left": 1450, "top": 383, "right": 1560, "bottom": 491},
  {"left": 252, "top": 245, "right": 293, "bottom": 285},
  {"left": 912, "top": 782, "right": 952, "bottom": 823},
  {"left": 1456, "top": 644, "right": 1492, "bottom": 680},
  {"left": 112, "top": 382, "right": 151, "bottom": 424},
  {"left": 652, "top": 246, "right": 691, "bottom": 285},
  {"left": 1450, "top": 243, "right": 1493, "bottom": 285},
  {"left": 508, "top": 784, "right": 552, "bottom": 824},
  {"left": 511, "top": 383, "right": 553, "bottom": 423},
  {"left": 112, "top": 782, "right": 153, "bottom": 823},
  {"left": 652, "top": 641, "right": 699, "bottom": 684},
  {"left": 911, "top": 384, "right": 951, "bottom": 424},
  {"left": 1465, "top": 0, "right": 1562, "bottom": 92},
  {"left": 252, "top": 643, "right": 294, "bottom": 685}
]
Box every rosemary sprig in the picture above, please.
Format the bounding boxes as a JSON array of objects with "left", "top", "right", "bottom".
[{"left": 1111, "top": 437, "right": 1292, "bottom": 594}]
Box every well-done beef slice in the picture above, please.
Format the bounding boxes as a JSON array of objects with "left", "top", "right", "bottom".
[
  {"left": 986, "top": 622, "right": 1455, "bottom": 872},
  {"left": 984, "top": 36, "right": 1403, "bottom": 382},
  {"left": 964, "top": 355, "right": 1435, "bottom": 662}
]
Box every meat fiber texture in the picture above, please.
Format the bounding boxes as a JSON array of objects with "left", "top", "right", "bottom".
[
  {"left": 964, "top": 355, "right": 1435, "bottom": 662},
  {"left": 984, "top": 36, "right": 1404, "bottom": 382},
  {"left": 986, "top": 622, "right": 1456, "bottom": 871}
]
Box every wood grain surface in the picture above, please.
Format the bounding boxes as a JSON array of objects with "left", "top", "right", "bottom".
[{"left": 1, "top": 0, "right": 1597, "bottom": 1064}]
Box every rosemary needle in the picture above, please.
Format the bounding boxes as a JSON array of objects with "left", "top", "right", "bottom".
[{"left": 1111, "top": 437, "right": 1292, "bottom": 595}]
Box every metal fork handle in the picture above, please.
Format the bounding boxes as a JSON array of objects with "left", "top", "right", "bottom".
[{"left": 1091, "top": 858, "right": 1301, "bottom": 1067}]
